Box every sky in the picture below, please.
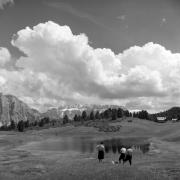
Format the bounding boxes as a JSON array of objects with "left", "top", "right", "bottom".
[{"left": 1, "top": 0, "right": 180, "bottom": 112}]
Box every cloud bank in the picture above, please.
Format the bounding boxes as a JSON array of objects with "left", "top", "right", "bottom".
[
  {"left": 0, "top": 0, "right": 13, "bottom": 9},
  {"left": 0, "top": 47, "right": 11, "bottom": 66},
  {"left": 0, "top": 21, "right": 180, "bottom": 112}
]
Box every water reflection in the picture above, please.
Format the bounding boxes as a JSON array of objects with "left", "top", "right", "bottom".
[
  {"left": 31, "top": 137, "right": 150, "bottom": 154},
  {"left": 102, "top": 138, "right": 150, "bottom": 154}
]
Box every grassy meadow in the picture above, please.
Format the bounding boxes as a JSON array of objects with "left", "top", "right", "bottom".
[{"left": 0, "top": 118, "right": 180, "bottom": 180}]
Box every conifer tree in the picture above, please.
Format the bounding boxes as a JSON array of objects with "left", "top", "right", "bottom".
[
  {"left": 10, "top": 120, "right": 16, "bottom": 130},
  {"left": 90, "top": 111, "right": 95, "bottom": 120},
  {"left": 74, "top": 114, "right": 78, "bottom": 121},
  {"left": 17, "top": 120, "right": 24, "bottom": 132},
  {"left": 63, "top": 114, "right": 69, "bottom": 124},
  {"left": 82, "top": 111, "right": 87, "bottom": 121},
  {"left": 117, "top": 108, "right": 123, "bottom": 118},
  {"left": 95, "top": 111, "right": 100, "bottom": 120}
]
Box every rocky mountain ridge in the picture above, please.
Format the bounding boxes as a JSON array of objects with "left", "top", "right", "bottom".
[
  {"left": 0, "top": 93, "right": 40, "bottom": 126},
  {"left": 0, "top": 93, "right": 126, "bottom": 124}
]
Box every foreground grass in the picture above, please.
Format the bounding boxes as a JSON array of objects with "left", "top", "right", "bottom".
[{"left": 0, "top": 152, "right": 171, "bottom": 180}]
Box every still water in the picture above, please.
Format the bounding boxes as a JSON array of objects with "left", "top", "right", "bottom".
[{"left": 28, "top": 137, "right": 150, "bottom": 154}]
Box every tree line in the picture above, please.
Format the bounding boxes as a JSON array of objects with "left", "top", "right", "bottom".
[
  {"left": 132, "top": 110, "right": 149, "bottom": 120},
  {"left": 63, "top": 108, "right": 149, "bottom": 123},
  {"left": 70, "top": 108, "right": 127, "bottom": 122},
  {"left": 0, "top": 108, "right": 150, "bottom": 132},
  {"left": 0, "top": 117, "right": 56, "bottom": 132}
]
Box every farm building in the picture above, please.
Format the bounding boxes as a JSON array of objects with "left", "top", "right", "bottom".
[
  {"left": 156, "top": 117, "right": 167, "bottom": 123},
  {"left": 172, "top": 118, "right": 178, "bottom": 122}
]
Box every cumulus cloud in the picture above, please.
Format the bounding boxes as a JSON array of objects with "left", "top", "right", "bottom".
[
  {"left": 0, "top": 21, "right": 180, "bottom": 112},
  {"left": 0, "top": 47, "right": 11, "bottom": 67},
  {"left": 11, "top": 22, "right": 166, "bottom": 99},
  {"left": 0, "top": 0, "right": 13, "bottom": 9},
  {"left": 11, "top": 22, "right": 122, "bottom": 99}
]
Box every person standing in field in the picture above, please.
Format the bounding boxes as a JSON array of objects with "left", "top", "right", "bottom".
[
  {"left": 124, "top": 147, "right": 133, "bottom": 165},
  {"left": 96, "top": 142, "right": 105, "bottom": 162},
  {"left": 119, "top": 147, "right": 126, "bottom": 164}
]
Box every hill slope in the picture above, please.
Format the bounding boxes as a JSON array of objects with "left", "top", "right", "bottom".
[{"left": 153, "top": 107, "right": 180, "bottom": 120}]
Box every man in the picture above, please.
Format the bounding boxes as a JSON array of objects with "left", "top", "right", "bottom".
[{"left": 119, "top": 147, "right": 126, "bottom": 164}]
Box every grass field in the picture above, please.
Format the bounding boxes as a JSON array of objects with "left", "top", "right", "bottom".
[{"left": 0, "top": 118, "right": 180, "bottom": 180}]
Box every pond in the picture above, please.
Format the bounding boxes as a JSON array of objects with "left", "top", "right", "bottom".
[{"left": 26, "top": 137, "right": 150, "bottom": 154}]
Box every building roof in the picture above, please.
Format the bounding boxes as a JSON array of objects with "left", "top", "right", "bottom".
[{"left": 157, "top": 117, "right": 166, "bottom": 121}]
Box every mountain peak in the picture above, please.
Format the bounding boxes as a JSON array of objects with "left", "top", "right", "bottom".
[{"left": 0, "top": 93, "right": 40, "bottom": 126}]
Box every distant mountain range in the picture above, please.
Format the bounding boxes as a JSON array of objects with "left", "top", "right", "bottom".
[
  {"left": 43, "top": 104, "right": 126, "bottom": 120},
  {"left": 0, "top": 93, "right": 126, "bottom": 125}
]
